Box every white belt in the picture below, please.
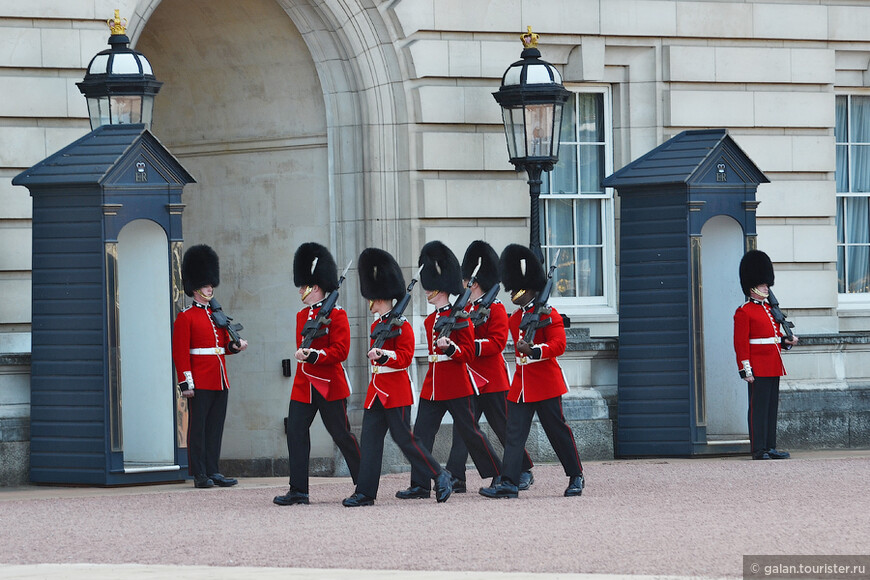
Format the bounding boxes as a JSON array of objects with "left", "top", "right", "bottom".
[
  {"left": 428, "top": 354, "right": 451, "bottom": 363},
  {"left": 749, "top": 337, "right": 780, "bottom": 345},
  {"left": 372, "top": 366, "right": 403, "bottom": 374},
  {"left": 516, "top": 356, "right": 545, "bottom": 366},
  {"left": 190, "top": 347, "right": 225, "bottom": 355}
]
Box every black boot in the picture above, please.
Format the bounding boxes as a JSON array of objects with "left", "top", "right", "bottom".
[
  {"left": 565, "top": 474, "right": 585, "bottom": 497},
  {"left": 342, "top": 492, "right": 375, "bottom": 507},
  {"left": 434, "top": 470, "right": 453, "bottom": 503},
  {"left": 479, "top": 478, "right": 518, "bottom": 499},
  {"left": 273, "top": 487, "right": 309, "bottom": 505}
]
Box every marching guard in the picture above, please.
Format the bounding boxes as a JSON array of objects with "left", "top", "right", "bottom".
[
  {"left": 274, "top": 243, "right": 361, "bottom": 505},
  {"left": 342, "top": 248, "right": 452, "bottom": 506}
]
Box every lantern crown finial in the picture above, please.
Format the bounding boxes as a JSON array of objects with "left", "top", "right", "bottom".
[
  {"left": 521, "top": 26, "right": 539, "bottom": 49},
  {"left": 108, "top": 10, "right": 128, "bottom": 36}
]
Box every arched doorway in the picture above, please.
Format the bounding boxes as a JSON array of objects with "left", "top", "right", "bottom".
[{"left": 701, "top": 215, "right": 749, "bottom": 441}]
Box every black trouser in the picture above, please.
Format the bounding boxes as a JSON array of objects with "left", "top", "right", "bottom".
[
  {"left": 502, "top": 397, "right": 583, "bottom": 486},
  {"left": 748, "top": 376, "right": 780, "bottom": 456},
  {"left": 356, "top": 399, "right": 443, "bottom": 498},
  {"left": 446, "top": 390, "right": 533, "bottom": 481},
  {"left": 287, "top": 389, "right": 361, "bottom": 493},
  {"left": 410, "top": 396, "right": 502, "bottom": 490},
  {"left": 187, "top": 388, "right": 229, "bottom": 477}
]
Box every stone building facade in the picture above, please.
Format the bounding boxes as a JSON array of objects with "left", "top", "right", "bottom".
[{"left": 1, "top": 0, "right": 869, "bottom": 485}]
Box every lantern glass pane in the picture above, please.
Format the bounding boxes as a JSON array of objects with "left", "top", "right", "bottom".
[
  {"left": 141, "top": 95, "right": 154, "bottom": 129},
  {"left": 111, "top": 53, "right": 140, "bottom": 74},
  {"left": 503, "top": 65, "right": 522, "bottom": 87},
  {"left": 89, "top": 54, "right": 109, "bottom": 75},
  {"left": 87, "top": 96, "right": 111, "bottom": 129},
  {"left": 525, "top": 63, "right": 553, "bottom": 84},
  {"left": 525, "top": 104, "right": 554, "bottom": 157},
  {"left": 505, "top": 107, "right": 525, "bottom": 159},
  {"left": 552, "top": 103, "right": 564, "bottom": 159},
  {"left": 110, "top": 95, "right": 142, "bottom": 124}
]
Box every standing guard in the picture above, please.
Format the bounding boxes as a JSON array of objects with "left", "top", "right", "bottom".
[
  {"left": 395, "top": 241, "right": 502, "bottom": 499},
  {"left": 734, "top": 250, "right": 798, "bottom": 460},
  {"left": 480, "top": 244, "right": 584, "bottom": 499},
  {"left": 274, "top": 243, "right": 361, "bottom": 505},
  {"left": 342, "top": 248, "right": 452, "bottom": 506},
  {"left": 445, "top": 240, "right": 534, "bottom": 492},
  {"left": 172, "top": 244, "right": 248, "bottom": 489}
]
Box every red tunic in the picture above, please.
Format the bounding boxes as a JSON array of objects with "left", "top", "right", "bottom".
[
  {"left": 291, "top": 304, "right": 352, "bottom": 403},
  {"left": 467, "top": 299, "right": 511, "bottom": 394},
  {"left": 507, "top": 305, "right": 568, "bottom": 403},
  {"left": 420, "top": 307, "right": 477, "bottom": 401},
  {"left": 172, "top": 303, "right": 235, "bottom": 391},
  {"left": 364, "top": 316, "right": 415, "bottom": 409},
  {"left": 733, "top": 299, "right": 786, "bottom": 378}
]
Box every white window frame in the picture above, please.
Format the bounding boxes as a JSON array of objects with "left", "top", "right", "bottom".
[
  {"left": 836, "top": 92, "right": 870, "bottom": 308},
  {"left": 541, "top": 85, "right": 616, "bottom": 320}
]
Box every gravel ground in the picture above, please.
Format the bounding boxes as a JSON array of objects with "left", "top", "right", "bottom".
[{"left": 1, "top": 450, "right": 867, "bottom": 579}]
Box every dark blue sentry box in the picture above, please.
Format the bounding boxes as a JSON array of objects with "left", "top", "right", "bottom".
[
  {"left": 603, "top": 129, "right": 769, "bottom": 458},
  {"left": 13, "top": 124, "right": 195, "bottom": 485}
]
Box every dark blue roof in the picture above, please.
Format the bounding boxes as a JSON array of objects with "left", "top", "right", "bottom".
[
  {"left": 602, "top": 129, "right": 768, "bottom": 188},
  {"left": 12, "top": 124, "right": 194, "bottom": 187}
]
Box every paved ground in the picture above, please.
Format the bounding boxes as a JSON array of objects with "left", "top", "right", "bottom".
[{"left": 1, "top": 449, "right": 868, "bottom": 580}]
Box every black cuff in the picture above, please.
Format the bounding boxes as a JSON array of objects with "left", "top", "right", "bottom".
[
  {"left": 376, "top": 354, "right": 390, "bottom": 365},
  {"left": 475, "top": 342, "right": 481, "bottom": 357},
  {"left": 178, "top": 381, "right": 190, "bottom": 391},
  {"left": 739, "top": 369, "right": 749, "bottom": 379},
  {"left": 226, "top": 341, "right": 241, "bottom": 354},
  {"left": 305, "top": 350, "right": 319, "bottom": 364},
  {"left": 781, "top": 338, "right": 793, "bottom": 350},
  {"left": 530, "top": 346, "right": 542, "bottom": 360},
  {"left": 444, "top": 343, "right": 457, "bottom": 357}
]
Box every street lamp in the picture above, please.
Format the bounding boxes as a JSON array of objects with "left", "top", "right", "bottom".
[
  {"left": 493, "top": 27, "right": 569, "bottom": 262},
  {"left": 76, "top": 10, "right": 163, "bottom": 130}
]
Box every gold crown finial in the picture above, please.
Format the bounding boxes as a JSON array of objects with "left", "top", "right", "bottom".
[
  {"left": 108, "top": 9, "right": 128, "bottom": 36},
  {"left": 521, "top": 26, "right": 539, "bottom": 49}
]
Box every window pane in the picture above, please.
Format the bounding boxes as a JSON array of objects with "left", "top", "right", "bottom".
[
  {"left": 545, "top": 198, "right": 575, "bottom": 246},
  {"left": 837, "top": 197, "right": 845, "bottom": 244},
  {"left": 838, "top": 246, "right": 846, "bottom": 294},
  {"left": 837, "top": 144, "right": 849, "bottom": 193},
  {"left": 846, "top": 197, "right": 870, "bottom": 244},
  {"left": 851, "top": 96, "right": 870, "bottom": 142},
  {"left": 577, "top": 93, "right": 604, "bottom": 143},
  {"left": 561, "top": 94, "right": 576, "bottom": 142},
  {"left": 851, "top": 145, "right": 870, "bottom": 193},
  {"left": 579, "top": 144, "right": 604, "bottom": 194},
  {"left": 847, "top": 245, "right": 870, "bottom": 293},
  {"left": 835, "top": 95, "right": 848, "bottom": 143},
  {"left": 551, "top": 248, "right": 575, "bottom": 298},
  {"left": 575, "top": 199, "right": 602, "bottom": 245},
  {"left": 548, "top": 144, "right": 578, "bottom": 193},
  {"left": 577, "top": 247, "right": 603, "bottom": 296}
]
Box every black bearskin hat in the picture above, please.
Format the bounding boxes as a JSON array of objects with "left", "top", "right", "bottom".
[
  {"left": 293, "top": 242, "right": 339, "bottom": 292},
  {"left": 739, "top": 249, "right": 775, "bottom": 297},
  {"left": 358, "top": 248, "right": 406, "bottom": 301},
  {"left": 499, "top": 244, "right": 547, "bottom": 293},
  {"left": 181, "top": 244, "right": 219, "bottom": 297},
  {"left": 462, "top": 240, "right": 500, "bottom": 292},
  {"left": 418, "top": 241, "right": 464, "bottom": 295}
]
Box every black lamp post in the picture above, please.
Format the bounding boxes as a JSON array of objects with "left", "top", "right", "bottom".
[
  {"left": 76, "top": 10, "right": 163, "bottom": 130},
  {"left": 493, "top": 27, "right": 569, "bottom": 262}
]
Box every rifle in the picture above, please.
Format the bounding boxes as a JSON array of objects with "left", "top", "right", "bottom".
[
  {"left": 300, "top": 260, "right": 352, "bottom": 348},
  {"left": 467, "top": 282, "right": 500, "bottom": 327},
  {"left": 370, "top": 265, "right": 423, "bottom": 349},
  {"left": 209, "top": 298, "right": 244, "bottom": 348},
  {"left": 766, "top": 288, "right": 795, "bottom": 343},
  {"left": 432, "top": 259, "right": 482, "bottom": 340},
  {"left": 518, "top": 251, "right": 560, "bottom": 345}
]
